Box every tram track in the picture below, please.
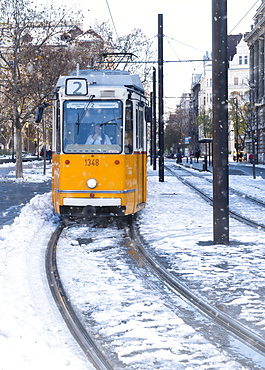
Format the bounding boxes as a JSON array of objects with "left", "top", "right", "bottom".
[
  {"left": 46, "top": 216, "right": 265, "bottom": 367},
  {"left": 165, "top": 163, "right": 265, "bottom": 230},
  {"left": 128, "top": 221, "right": 265, "bottom": 357},
  {"left": 46, "top": 222, "right": 114, "bottom": 370}
]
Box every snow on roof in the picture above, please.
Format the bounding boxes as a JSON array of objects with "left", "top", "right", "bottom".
[{"left": 56, "top": 69, "right": 144, "bottom": 93}]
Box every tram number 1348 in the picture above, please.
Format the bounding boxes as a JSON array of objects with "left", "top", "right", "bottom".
[{"left": 85, "top": 159, "right": 100, "bottom": 166}]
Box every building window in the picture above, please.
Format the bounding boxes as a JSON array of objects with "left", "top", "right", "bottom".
[
  {"left": 239, "top": 56, "right": 242, "bottom": 65},
  {"left": 244, "top": 55, "right": 248, "bottom": 64},
  {"left": 234, "top": 77, "right": 239, "bottom": 85}
]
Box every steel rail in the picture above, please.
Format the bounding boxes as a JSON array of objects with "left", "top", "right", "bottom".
[
  {"left": 165, "top": 165, "right": 265, "bottom": 231},
  {"left": 128, "top": 221, "right": 265, "bottom": 356},
  {"left": 179, "top": 163, "right": 265, "bottom": 207},
  {"left": 46, "top": 223, "right": 114, "bottom": 370}
]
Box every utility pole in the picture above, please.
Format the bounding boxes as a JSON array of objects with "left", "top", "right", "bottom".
[
  {"left": 152, "top": 67, "right": 157, "bottom": 171},
  {"left": 250, "top": 84, "right": 256, "bottom": 179},
  {"left": 235, "top": 97, "right": 239, "bottom": 162},
  {"left": 212, "top": 0, "right": 229, "bottom": 244},
  {"left": 150, "top": 91, "right": 153, "bottom": 166},
  {"left": 158, "top": 14, "right": 164, "bottom": 182}
]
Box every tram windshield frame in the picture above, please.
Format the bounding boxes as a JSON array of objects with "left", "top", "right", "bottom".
[{"left": 63, "top": 100, "right": 123, "bottom": 154}]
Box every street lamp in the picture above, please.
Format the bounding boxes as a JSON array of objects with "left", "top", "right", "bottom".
[
  {"left": 249, "top": 84, "right": 257, "bottom": 179},
  {"left": 255, "top": 102, "right": 263, "bottom": 165},
  {"left": 231, "top": 96, "right": 239, "bottom": 162},
  {"left": 235, "top": 98, "right": 239, "bottom": 162}
]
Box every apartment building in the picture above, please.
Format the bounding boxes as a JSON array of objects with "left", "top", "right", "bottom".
[
  {"left": 245, "top": 0, "right": 265, "bottom": 163},
  {"left": 192, "top": 34, "right": 250, "bottom": 157}
]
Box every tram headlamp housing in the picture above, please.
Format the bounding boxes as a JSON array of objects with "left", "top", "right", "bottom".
[{"left": 86, "top": 178, "right": 97, "bottom": 189}]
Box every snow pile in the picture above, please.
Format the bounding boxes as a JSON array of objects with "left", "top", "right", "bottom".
[
  {"left": 0, "top": 160, "right": 51, "bottom": 183},
  {"left": 0, "top": 193, "right": 90, "bottom": 370}
]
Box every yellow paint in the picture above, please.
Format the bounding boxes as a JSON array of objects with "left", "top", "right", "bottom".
[{"left": 52, "top": 153, "right": 146, "bottom": 216}]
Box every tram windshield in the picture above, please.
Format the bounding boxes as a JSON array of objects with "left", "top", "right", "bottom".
[{"left": 63, "top": 100, "right": 122, "bottom": 154}]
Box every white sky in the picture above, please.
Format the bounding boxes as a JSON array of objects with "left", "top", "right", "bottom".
[{"left": 52, "top": 0, "right": 260, "bottom": 109}]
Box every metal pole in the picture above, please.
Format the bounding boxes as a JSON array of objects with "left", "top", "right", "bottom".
[
  {"left": 212, "top": 0, "right": 229, "bottom": 244},
  {"left": 158, "top": 14, "right": 164, "bottom": 182},
  {"left": 256, "top": 105, "right": 259, "bottom": 164},
  {"left": 11, "top": 120, "right": 15, "bottom": 162},
  {"left": 251, "top": 131, "right": 256, "bottom": 179},
  {"left": 150, "top": 92, "right": 153, "bottom": 166},
  {"left": 152, "top": 67, "right": 157, "bottom": 170},
  {"left": 250, "top": 86, "right": 256, "bottom": 178},
  {"left": 235, "top": 98, "right": 239, "bottom": 162},
  {"left": 42, "top": 111, "right": 46, "bottom": 176},
  {"left": 37, "top": 129, "right": 39, "bottom": 160}
]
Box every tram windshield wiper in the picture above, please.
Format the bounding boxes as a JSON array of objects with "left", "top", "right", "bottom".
[
  {"left": 99, "top": 117, "right": 122, "bottom": 127},
  {"left": 75, "top": 95, "right": 95, "bottom": 134}
]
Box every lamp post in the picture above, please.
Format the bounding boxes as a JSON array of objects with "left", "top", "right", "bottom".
[
  {"left": 247, "top": 104, "right": 256, "bottom": 179},
  {"left": 255, "top": 103, "right": 260, "bottom": 165},
  {"left": 25, "top": 122, "right": 30, "bottom": 153},
  {"left": 235, "top": 98, "right": 239, "bottom": 162},
  {"left": 158, "top": 14, "right": 164, "bottom": 182},
  {"left": 11, "top": 120, "right": 15, "bottom": 162},
  {"left": 249, "top": 84, "right": 258, "bottom": 179},
  {"left": 251, "top": 128, "right": 256, "bottom": 179}
]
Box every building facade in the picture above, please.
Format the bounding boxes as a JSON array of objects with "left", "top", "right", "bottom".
[
  {"left": 245, "top": 0, "right": 265, "bottom": 163},
  {"left": 192, "top": 35, "right": 250, "bottom": 159}
]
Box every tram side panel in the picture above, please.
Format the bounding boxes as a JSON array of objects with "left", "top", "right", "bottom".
[
  {"left": 124, "top": 153, "right": 146, "bottom": 215},
  {"left": 134, "top": 104, "right": 147, "bottom": 210}
]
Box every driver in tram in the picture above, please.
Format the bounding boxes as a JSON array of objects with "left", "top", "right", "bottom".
[{"left": 85, "top": 124, "right": 111, "bottom": 145}]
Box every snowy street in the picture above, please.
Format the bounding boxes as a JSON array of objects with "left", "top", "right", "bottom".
[{"left": 1, "top": 160, "right": 265, "bottom": 369}]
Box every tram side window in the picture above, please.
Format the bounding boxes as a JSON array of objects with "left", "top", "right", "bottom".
[
  {"left": 55, "top": 105, "right": 61, "bottom": 153},
  {"left": 139, "top": 109, "right": 144, "bottom": 149},
  {"left": 136, "top": 106, "right": 144, "bottom": 151},
  {"left": 125, "top": 100, "right": 133, "bottom": 154}
]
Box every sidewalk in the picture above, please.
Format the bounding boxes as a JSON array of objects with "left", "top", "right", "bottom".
[
  {"left": 0, "top": 161, "right": 51, "bottom": 227},
  {"left": 178, "top": 157, "right": 212, "bottom": 172},
  {"left": 175, "top": 157, "right": 265, "bottom": 178},
  {"left": 0, "top": 181, "right": 51, "bottom": 227}
]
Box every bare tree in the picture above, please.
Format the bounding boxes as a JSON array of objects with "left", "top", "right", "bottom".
[
  {"left": 164, "top": 109, "right": 190, "bottom": 153},
  {"left": 61, "top": 27, "right": 105, "bottom": 70},
  {"left": 0, "top": 0, "right": 82, "bottom": 177},
  {"left": 0, "top": 2, "right": 155, "bottom": 178},
  {"left": 94, "top": 21, "right": 155, "bottom": 86},
  {"left": 195, "top": 109, "right": 213, "bottom": 138},
  {"left": 228, "top": 94, "right": 248, "bottom": 159}
]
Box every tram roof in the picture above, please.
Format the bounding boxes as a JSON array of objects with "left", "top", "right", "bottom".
[{"left": 56, "top": 69, "right": 144, "bottom": 94}]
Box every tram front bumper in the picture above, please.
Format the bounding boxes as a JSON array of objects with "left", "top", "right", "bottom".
[{"left": 63, "top": 197, "right": 122, "bottom": 207}]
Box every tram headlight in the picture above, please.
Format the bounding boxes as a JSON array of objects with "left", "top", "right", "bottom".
[{"left": 86, "top": 178, "right": 98, "bottom": 189}]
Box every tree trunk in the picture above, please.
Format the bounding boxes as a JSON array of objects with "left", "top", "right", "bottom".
[{"left": 15, "top": 127, "right": 23, "bottom": 178}]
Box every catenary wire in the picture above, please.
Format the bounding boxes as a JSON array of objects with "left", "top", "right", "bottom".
[
  {"left": 229, "top": 0, "right": 260, "bottom": 34},
  {"left": 105, "top": 0, "right": 119, "bottom": 40}
]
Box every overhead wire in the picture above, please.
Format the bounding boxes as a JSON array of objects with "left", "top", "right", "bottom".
[
  {"left": 164, "top": 36, "right": 181, "bottom": 61},
  {"left": 229, "top": 0, "right": 260, "bottom": 34},
  {"left": 105, "top": 0, "right": 119, "bottom": 40},
  {"left": 164, "top": 35, "right": 206, "bottom": 53}
]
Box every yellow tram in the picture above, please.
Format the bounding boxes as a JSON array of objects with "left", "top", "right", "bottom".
[{"left": 51, "top": 69, "right": 148, "bottom": 217}]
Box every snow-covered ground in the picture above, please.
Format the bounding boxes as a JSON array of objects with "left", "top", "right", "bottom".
[
  {"left": 1, "top": 160, "right": 265, "bottom": 369},
  {"left": 0, "top": 160, "right": 51, "bottom": 182},
  {"left": 0, "top": 162, "right": 92, "bottom": 369}
]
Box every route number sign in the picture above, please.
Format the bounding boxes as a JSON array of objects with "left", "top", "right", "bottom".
[{"left": 65, "top": 78, "right": 88, "bottom": 96}]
